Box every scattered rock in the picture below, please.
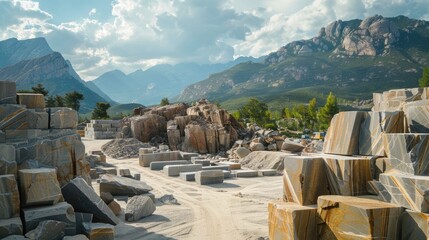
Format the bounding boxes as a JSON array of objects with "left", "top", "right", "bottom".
[
  {"left": 100, "top": 192, "right": 114, "bottom": 204},
  {"left": 281, "top": 140, "right": 305, "bottom": 152},
  {"left": 108, "top": 200, "right": 122, "bottom": 216},
  {"left": 125, "top": 195, "right": 156, "bottom": 222},
  {"left": 101, "top": 138, "right": 151, "bottom": 159},
  {"left": 249, "top": 142, "right": 265, "bottom": 151}
]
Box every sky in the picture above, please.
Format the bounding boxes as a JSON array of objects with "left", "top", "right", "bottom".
[{"left": 1, "top": 0, "right": 429, "bottom": 80}]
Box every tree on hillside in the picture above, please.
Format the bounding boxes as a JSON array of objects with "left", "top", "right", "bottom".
[
  {"left": 64, "top": 91, "right": 84, "bottom": 111},
  {"left": 419, "top": 67, "right": 429, "bottom": 87},
  {"left": 160, "top": 97, "right": 170, "bottom": 106},
  {"left": 318, "top": 92, "right": 339, "bottom": 130},
  {"left": 308, "top": 98, "right": 318, "bottom": 130},
  {"left": 55, "top": 95, "right": 65, "bottom": 107},
  {"left": 31, "top": 83, "right": 49, "bottom": 96},
  {"left": 92, "top": 102, "right": 111, "bottom": 119},
  {"left": 238, "top": 98, "right": 269, "bottom": 126},
  {"left": 46, "top": 95, "right": 55, "bottom": 107}
]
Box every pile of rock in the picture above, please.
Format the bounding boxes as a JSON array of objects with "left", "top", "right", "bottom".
[
  {"left": 268, "top": 86, "right": 429, "bottom": 239},
  {"left": 84, "top": 120, "right": 122, "bottom": 139},
  {"left": 101, "top": 138, "right": 151, "bottom": 159}
]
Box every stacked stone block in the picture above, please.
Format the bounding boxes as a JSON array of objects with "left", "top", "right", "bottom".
[{"left": 84, "top": 120, "right": 121, "bottom": 139}]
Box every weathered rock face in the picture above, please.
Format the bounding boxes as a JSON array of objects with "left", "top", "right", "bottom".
[
  {"left": 403, "top": 100, "right": 429, "bottom": 133},
  {"left": 130, "top": 114, "right": 167, "bottom": 142},
  {"left": 18, "top": 168, "right": 63, "bottom": 207},
  {"left": 0, "top": 81, "right": 16, "bottom": 104},
  {"left": 372, "top": 87, "right": 427, "bottom": 112},
  {"left": 317, "top": 195, "right": 403, "bottom": 240},
  {"left": 359, "top": 111, "right": 405, "bottom": 156},
  {"left": 0, "top": 144, "right": 16, "bottom": 177},
  {"left": 145, "top": 103, "right": 188, "bottom": 121},
  {"left": 99, "top": 174, "right": 153, "bottom": 196},
  {"left": 234, "top": 147, "right": 251, "bottom": 158},
  {"left": 0, "top": 175, "right": 20, "bottom": 219},
  {"left": 125, "top": 195, "right": 156, "bottom": 222},
  {"left": 240, "top": 151, "right": 296, "bottom": 171},
  {"left": 400, "top": 210, "right": 429, "bottom": 240},
  {"left": 323, "top": 111, "right": 367, "bottom": 155},
  {"left": 25, "top": 220, "right": 65, "bottom": 240}
]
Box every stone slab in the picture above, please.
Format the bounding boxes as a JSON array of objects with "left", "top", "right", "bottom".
[
  {"left": 150, "top": 160, "right": 189, "bottom": 170},
  {"left": 163, "top": 164, "right": 203, "bottom": 177},
  {"left": 0, "top": 175, "right": 20, "bottom": 219},
  {"left": 218, "top": 162, "right": 241, "bottom": 170},
  {"left": 179, "top": 172, "right": 195, "bottom": 181},
  {"left": 25, "top": 220, "right": 65, "bottom": 240},
  {"left": 403, "top": 100, "right": 429, "bottom": 133},
  {"left": 283, "top": 156, "right": 329, "bottom": 205},
  {"left": 202, "top": 165, "right": 230, "bottom": 171},
  {"left": 257, "top": 169, "right": 277, "bottom": 176},
  {"left": 195, "top": 170, "right": 224, "bottom": 185},
  {"left": 192, "top": 159, "right": 211, "bottom": 166},
  {"left": 18, "top": 168, "right": 63, "bottom": 207},
  {"left": 223, "top": 170, "right": 231, "bottom": 179},
  {"left": 82, "top": 223, "right": 114, "bottom": 240},
  {"left": 99, "top": 174, "right": 152, "bottom": 196},
  {"left": 234, "top": 169, "right": 258, "bottom": 178},
  {"left": 323, "top": 111, "right": 367, "bottom": 155},
  {"left": 0, "top": 81, "right": 17, "bottom": 104},
  {"left": 268, "top": 201, "right": 317, "bottom": 240},
  {"left": 22, "top": 202, "right": 75, "bottom": 234},
  {"left": 180, "top": 152, "right": 199, "bottom": 160},
  {"left": 0, "top": 217, "right": 22, "bottom": 239},
  {"left": 359, "top": 111, "right": 405, "bottom": 156},
  {"left": 61, "top": 177, "right": 119, "bottom": 225},
  {"left": 317, "top": 195, "right": 403, "bottom": 240},
  {"left": 16, "top": 93, "right": 45, "bottom": 109},
  {"left": 139, "top": 151, "right": 182, "bottom": 167}
]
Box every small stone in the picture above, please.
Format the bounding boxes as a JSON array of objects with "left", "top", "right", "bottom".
[
  {"left": 281, "top": 140, "right": 305, "bottom": 152},
  {"left": 249, "top": 142, "right": 265, "bottom": 151},
  {"left": 125, "top": 195, "right": 156, "bottom": 222},
  {"left": 235, "top": 147, "right": 251, "bottom": 158}
]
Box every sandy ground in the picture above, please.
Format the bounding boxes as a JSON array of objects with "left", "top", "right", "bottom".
[{"left": 83, "top": 138, "right": 283, "bottom": 240}]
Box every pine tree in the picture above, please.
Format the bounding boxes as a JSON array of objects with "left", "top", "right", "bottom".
[
  {"left": 419, "top": 67, "right": 429, "bottom": 87},
  {"left": 160, "top": 97, "right": 170, "bottom": 106},
  {"left": 317, "top": 92, "right": 339, "bottom": 130},
  {"left": 64, "top": 91, "right": 84, "bottom": 111},
  {"left": 46, "top": 95, "right": 55, "bottom": 107},
  {"left": 92, "top": 102, "right": 111, "bottom": 119},
  {"left": 55, "top": 95, "right": 65, "bottom": 107},
  {"left": 31, "top": 83, "right": 49, "bottom": 96}
]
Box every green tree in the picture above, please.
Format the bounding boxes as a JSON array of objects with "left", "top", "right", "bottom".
[
  {"left": 46, "top": 95, "right": 55, "bottom": 107},
  {"left": 419, "top": 67, "right": 429, "bottom": 87},
  {"left": 31, "top": 83, "right": 49, "bottom": 96},
  {"left": 318, "top": 92, "right": 339, "bottom": 130},
  {"left": 64, "top": 91, "right": 84, "bottom": 111},
  {"left": 160, "top": 97, "right": 170, "bottom": 106},
  {"left": 55, "top": 95, "right": 65, "bottom": 107},
  {"left": 308, "top": 98, "right": 318, "bottom": 130},
  {"left": 238, "top": 98, "right": 269, "bottom": 126},
  {"left": 92, "top": 102, "right": 111, "bottom": 119}
]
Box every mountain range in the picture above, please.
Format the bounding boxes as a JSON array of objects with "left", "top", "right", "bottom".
[{"left": 177, "top": 15, "right": 429, "bottom": 111}]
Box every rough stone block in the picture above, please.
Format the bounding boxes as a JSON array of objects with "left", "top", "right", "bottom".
[
  {"left": 323, "top": 111, "right": 367, "bottom": 155},
  {"left": 179, "top": 172, "right": 195, "bottom": 181},
  {"left": 164, "top": 164, "right": 203, "bottom": 177},
  {"left": 61, "top": 177, "right": 119, "bottom": 225},
  {"left": 322, "top": 154, "right": 371, "bottom": 196},
  {"left": 18, "top": 168, "right": 63, "bottom": 207},
  {"left": 202, "top": 165, "right": 230, "bottom": 171},
  {"left": 108, "top": 200, "right": 121, "bottom": 216},
  {"left": 268, "top": 201, "right": 317, "bottom": 240},
  {"left": 50, "top": 108, "right": 78, "bottom": 129},
  {"left": 218, "top": 162, "right": 241, "bottom": 170},
  {"left": 0, "top": 218, "right": 22, "bottom": 239},
  {"left": 82, "top": 223, "right": 114, "bottom": 240},
  {"left": 0, "top": 81, "right": 17, "bottom": 104},
  {"left": 27, "top": 111, "right": 49, "bottom": 129},
  {"left": 99, "top": 174, "right": 152, "bottom": 196},
  {"left": 125, "top": 195, "right": 156, "bottom": 222},
  {"left": 118, "top": 169, "right": 132, "bottom": 178},
  {"left": 149, "top": 160, "right": 189, "bottom": 170},
  {"left": 22, "top": 202, "right": 75, "bottom": 234},
  {"left": 283, "top": 156, "right": 329, "bottom": 205},
  {"left": 403, "top": 100, "right": 429, "bottom": 133},
  {"left": 16, "top": 93, "right": 45, "bottom": 109},
  {"left": 359, "top": 111, "right": 405, "bottom": 156},
  {"left": 317, "top": 195, "right": 403, "bottom": 240},
  {"left": 223, "top": 170, "right": 231, "bottom": 179},
  {"left": 258, "top": 169, "right": 277, "bottom": 176},
  {"left": 234, "top": 169, "right": 258, "bottom": 178},
  {"left": 25, "top": 220, "right": 65, "bottom": 240},
  {"left": 195, "top": 170, "right": 224, "bottom": 185},
  {"left": 138, "top": 148, "right": 153, "bottom": 155},
  {"left": 192, "top": 159, "right": 211, "bottom": 166},
  {"left": 383, "top": 133, "right": 429, "bottom": 175},
  {"left": 0, "top": 144, "right": 16, "bottom": 177},
  {"left": 139, "top": 151, "right": 182, "bottom": 167},
  {"left": 0, "top": 175, "right": 20, "bottom": 219},
  {"left": 400, "top": 210, "right": 429, "bottom": 240}
]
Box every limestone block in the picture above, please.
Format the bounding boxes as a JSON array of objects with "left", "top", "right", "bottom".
[
  {"left": 5, "top": 129, "right": 49, "bottom": 141},
  {"left": 50, "top": 108, "right": 78, "bottom": 129},
  {"left": 22, "top": 202, "right": 75, "bottom": 234},
  {"left": 61, "top": 177, "right": 119, "bottom": 225},
  {"left": 183, "top": 124, "right": 208, "bottom": 153},
  {"left": 317, "top": 195, "right": 403, "bottom": 240},
  {"left": 258, "top": 169, "right": 277, "bottom": 176},
  {"left": 192, "top": 159, "right": 210, "bottom": 166},
  {"left": 283, "top": 156, "right": 329, "bottom": 205},
  {"left": 0, "top": 105, "right": 28, "bottom": 131},
  {"left": 268, "top": 201, "right": 317, "bottom": 240},
  {"left": 27, "top": 111, "right": 49, "bottom": 129},
  {"left": 164, "top": 164, "right": 203, "bottom": 177},
  {"left": 0, "top": 81, "right": 17, "bottom": 104},
  {"left": 195, "top": 170, "right": 224, "bottom": 185},
  {"left": 403, "top": 100, "right": 429, "bottom": 133},
  {"left": 108, "top": 200, "right": 121, "bottom": 216},
  {"left": 323, "top": 111, "right": 367, "bottom": 155},
  {"left": 322, "top": 154, "right": 371, "bottom": 196},
  {"left": 202, "top": 165, "right": 230, "bottom": 171},
  {"left": 400, "top": 210, "right": 429, "bottom": 240},
  {"left": 138, "top": 148, "right": 153, "bottom": 155},
  {"left": 139, "top": 151, "right": 182, "bottom": 167},
  {"left": 125, "top": 195, "right": 156, "bottom": 222},
  {"left": 99, "top": 174, "right": 152, "bottom": 196},
  {"left": 0, "top": 218, "right": 22, "bottom": 239},
  {"left": 234, "top": 169, "right": 258, "bottom": 178},
  {"left": 379, "top": 173, "right": 429, "bottom": 213},
  {"left": 149, "top": 160, "right": 189, "bottom": 170},
  {"left": 218, "top": 162, "right": 241, "bottom": 170},
  {"left": 0, "top": 144, "right": 16, "bottom": 177},
  {"left": 82, "top": 223, "right": 114, "bottom": 240},
  {"left": 359, "top": 111, "right": 405, "bottom": 156},
  {"left": 19, "top": 168, "right": 63, "bottom": 206},
  {"left": 25, "top": 220, "right": 65, "bottom": 240},
  {"left": 16, "top": 93, "right": 45, "bottom": 109},
  {"left": 0, "top": 175, "right": 20, "bottom": 219},
  {"left": 179, "top": 172, "right": 195, "bottom": 181},
  {"left": 181, "top": 152, "right": 199, "bottom": 160},
  {"left": 383, "top": 133, "right": 429, "bottom": 175}
]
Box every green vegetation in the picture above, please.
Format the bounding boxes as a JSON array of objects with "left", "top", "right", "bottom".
[
  {"left": 107, "top": 103, "right": 143, "bottom": 119},
  {"left": 160, "top": 97, "right": 170, "bottom": 106},
  {"left": 92, "top": 102, "right": 111, "bottom": 119},
  {"left": 31, "top": 83, "right": 49, "bottom": 96},
  {"left": 419, "top": 66, "right": 429, "bottom": 87},
  {"left": 64, "top": 91, "right": 84, "bottom": 111},
  {"left": 237, "top": 98, "right": 270, "bottom": 126},
  {"left": 317, "top": 92, "right": 339, "bottom": 130}
]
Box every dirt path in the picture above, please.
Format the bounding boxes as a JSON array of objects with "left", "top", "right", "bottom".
[{"left": 83, "top": 138, "right": 283, "bottom": 240}]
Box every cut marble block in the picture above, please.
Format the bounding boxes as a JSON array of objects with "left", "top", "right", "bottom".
[
  {"left": 149, "top": 160, "right": 189, "bottom": 170},
  {"left": 50, "top": 108, "right": 78, "bottom": 129},
  {"left": 317, "top": 195, "right": 403, "bottom": 240},
  {"left": 283, "top": 156, "right": 329, "bottom": 205},
  {"left": 400, "top": 210, "right": 429, "bottom": 240},
  {"left": 383, "top": 133, "right": 429, "bottom": 175},
  {"left": 16, "top": 93, "right": 45, "bottom": 109},
  {"left": 0, "top": 175, "right": 20, "bottom": 219},
  {"left": 258, "top": 169, "right": 277, "bottom": 176},
  {"left": 139, "top": 151, "right": 182, "bottom": 167},
  {"left": 323, "top": 111, "right": 367, "bottom": 155},
  {"left": 379, "top": 173, "right": 429, "bottom": 213},
  {"left": 0, "top": 144, "right": 16, "bottom": 177},
  {"left": 195, "top": 170, "right": 224, "bottom": 185},
  {"left": 268, "top": 201, "right": 317, "bottom": 240},
  {"left": 164, "top": 164, "right": 203, "bottom": 177},
  {"left": 0, "top": 81, "right": 17, "bottom": 104},
  {"left": 18, "top": 168, "right": 63, "bottom": 206},
  {"left": 218, "top": 162, "right": 241, "bottom": 170},
  {"left": 234, "top": 169, "right": 258, "bottom": 177},
  {"left": 0, "top": 217, "right": 22, "bottom": 238},
  {"left": 403, "top": 100, "right": 429, "bottom": 133},
  {"left": 322, "top": 154, "right": 372, "bottom": 195},
  {"left": 359, "top": 111, "right": 405, "bottom": 156},
  {"left": 22, "top": 202, "right": 76, "bottom": 233}
]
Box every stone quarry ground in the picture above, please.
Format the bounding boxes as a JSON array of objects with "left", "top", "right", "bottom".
[{"left": 83, "top": 138, "right": 282, "bottom": 240}]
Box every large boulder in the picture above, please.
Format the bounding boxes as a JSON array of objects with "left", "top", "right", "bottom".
[
  {"left": 125, "top": 195, "right": 156, "bottom": 222},
  {"left": 130, "top": 114, "right": 166, "bottom": 142},
  {"left": 99, "top": 174, "right": 152, "bottom": 196}
]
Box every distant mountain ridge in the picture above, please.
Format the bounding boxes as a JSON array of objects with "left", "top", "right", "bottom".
[
  {"left": 0, "top": 37, "right": 114, "bottom": 113},
  {"left": 92, "top": 56, "right": 264, "bottom": 105},
  {"left": 177, "top": 15, "right": 429, "bottom": 110}
]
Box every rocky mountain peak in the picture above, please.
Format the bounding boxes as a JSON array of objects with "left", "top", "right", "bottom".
[{"left": 0, "top": 37, "right": 53, "bottom": 68}]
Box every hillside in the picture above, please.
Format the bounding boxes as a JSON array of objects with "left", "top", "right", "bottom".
[{"left": 177, "top": 15, "right": 429, "bottom": 111}]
